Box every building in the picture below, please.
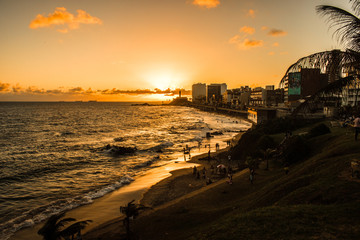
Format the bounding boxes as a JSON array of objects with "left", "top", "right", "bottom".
[
  {"left": 222, "top": 90, "right": 233, "bottom": 105},
  {"left": 248, "top": 107, "right": 277, "bottom": 124},
  {"left": 207, "top": 83, "right": 227, "bottom": 104},
  {"left": 192, "top": 83, "right": 206, "bottom": 103},
  {"left": 284, "top": 68, "right": 329, "bottom": 103},
  {"left": 221, "top": 86, "right": 251, "bottom": 109},
  {"left": 262, "top": 87, "right": 284, "bottom": 106},
  {"left": 250, "top": 87, "right": 264, "bottom": 106}
]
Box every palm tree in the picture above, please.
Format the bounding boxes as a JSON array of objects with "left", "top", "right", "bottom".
[
  {"left": 120, "top": 200, "right": 150, "bottom": 239},
  {"left": 37, "top": 212, "right": 91, "bottom": 240},
  {"left": 280, "top": 0, "right": 360, "bottom": 114}
]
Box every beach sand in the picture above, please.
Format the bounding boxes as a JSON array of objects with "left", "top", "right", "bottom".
[{"left": 83, "top": 132, "right": 246, "bottom": 240}]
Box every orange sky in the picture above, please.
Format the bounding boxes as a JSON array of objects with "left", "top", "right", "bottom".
[{"left": 0, "top": 0, "right": 344, "bottom": 101}]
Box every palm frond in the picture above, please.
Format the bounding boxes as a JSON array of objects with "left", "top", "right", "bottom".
[
  {"left": 60, "top": 220, "right": 92, "bottom": 238},
  {"left": 350, "top": 0, "right": 360, "bottom": 15},
  {"left": 55, "top": 217, "right": 76, "bottom": 228},
  {"left": 279, "top": 50, "right": 350, "bottom": 88},
  {"left": 316, "top": 5, "right": 360, "bottom": 51},
  {"left": 292, "top": 76, "right": 356, "bottom": 116}
]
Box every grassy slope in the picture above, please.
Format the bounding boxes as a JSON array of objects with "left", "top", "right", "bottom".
[
  {"left": 192, "top": 122, "right": 360, "bottom": 239},
  {"left": 131, "top": 121, "right": 360, "bottom": 240}
]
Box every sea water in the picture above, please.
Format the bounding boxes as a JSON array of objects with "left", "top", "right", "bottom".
[{"left": 0, "top": 102, "right": 251, "bottom": 239}]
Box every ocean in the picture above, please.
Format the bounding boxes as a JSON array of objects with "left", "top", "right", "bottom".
[{"left": 0, "top": 102, "right": 251, "bottom": 240}]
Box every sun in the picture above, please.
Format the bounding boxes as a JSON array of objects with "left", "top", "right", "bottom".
[{"left": 145, "top": 70, "right": 184, "bottom": 90}]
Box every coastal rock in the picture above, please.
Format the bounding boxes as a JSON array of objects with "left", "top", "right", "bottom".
[
  {"left": 102, "top": 144, "right": 137, "bottom": 156},
  {"left": 114, "top": 137, "right": 125, "bottom": 142},
  {"left": 211, "top": 131, "right": 224, "bottom": 136}
]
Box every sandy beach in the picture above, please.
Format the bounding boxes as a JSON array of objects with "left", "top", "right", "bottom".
[
  {"left": 82, "top": 132, "right": 245, "bottom": 240},
  {"left": 9, "top": 131, "right": 245, "bottom": 240}
]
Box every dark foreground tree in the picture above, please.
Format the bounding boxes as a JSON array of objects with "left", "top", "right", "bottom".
[
  {"left": 37, "top": 212, "right": 91, "bottom": 240},
  {"left": 280, "top": 0, "right": 360, "bottom": 114},
  {"left": 120, "top": 200, "right": 151, "bottom": 239}
]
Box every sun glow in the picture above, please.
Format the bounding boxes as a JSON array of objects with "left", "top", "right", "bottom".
[{"left": 144, "top": 70, "right": 185, "bottom": 90}]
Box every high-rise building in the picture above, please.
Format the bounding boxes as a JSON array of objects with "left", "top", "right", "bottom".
[
  {"left": 192, "top": 83, "right": 206, "bottom": 103},
  {"left": 207, "top": 83, "right": 227, "bottom": 103},
  {"left": 284, "top": 68, "right": 328, "bottom": 103}
]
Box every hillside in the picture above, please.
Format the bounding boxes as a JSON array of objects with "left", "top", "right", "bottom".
[{"left": 131, "top": 120, "right": 360, "bottom": 240}]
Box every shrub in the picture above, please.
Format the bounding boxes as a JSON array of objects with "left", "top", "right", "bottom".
[
  {"left": 231, "top": 130, "right": 262, "bottom": 161},
  {"left": 257, "top": 135, "right": 277, "bottom": 152},
  {"left": 281, "top": 136, "right": 309, "bottom": 165},
  {"left": 307, "top": 123, "right": 330, "bottom": 139}
]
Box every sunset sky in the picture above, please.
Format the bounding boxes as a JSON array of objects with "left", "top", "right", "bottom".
[{"left": 0, "top": 0, "right": 348, "bottom": 101}]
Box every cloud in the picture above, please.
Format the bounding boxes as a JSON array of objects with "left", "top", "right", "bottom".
[
  {"left": 247, "top": 9, "right": 255, "bottom": 18},
  {"left": 272, "top": 42, "right": 279, "bottom": 47},
  {"left": 191, "top": 0, "right": 220, "bottom": 9},
  {"left": 0, "top": 82, "right": 192, "bottom": 98},
  {"left": 0, "top": 82, "right": 10, "bottom": 92},
  {"left": 12, "top": 84, "right": 23, "bottom": 93},
  {"left": 229, "top": 35, "right": 241, "bottom": 44},
  {"left": 242, "top": 39, "right": 263, "bottom": 48},
  {"left": 68, "top": 87, "right": 84, "bottom": 93},
  {"left": 268, "top": 51, "right": 275, "bottom": 56},
  {"left": 29, "top": 7, "right": 102, "bottom": 33},
  {"left": 229, "top": 35, "right": 263, "bottom": 50},
  {"left": 267, "top": 29, "right": 287, "bottom": 37},
  {"left": 240, "top": 26, "right": 255, "bottom": 35}
]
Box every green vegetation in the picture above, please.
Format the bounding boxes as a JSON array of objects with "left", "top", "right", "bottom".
[
  {"left": 231, "top": 117, "right": 320, "bottom": 164},
  {"left": 190, "top": 120, "right": 360, "bottom": 239},
  {"left": 306, "top": 123, "right": 331, "bottom": 139}
]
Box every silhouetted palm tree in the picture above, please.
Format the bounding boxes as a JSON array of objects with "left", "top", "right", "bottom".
[
  {"left": 280, "top": 0, "right": 360, "bottom": 113},
  {"left": 120, "top": 200, "right": 150, "bottom": 239},
  {"left": 37, "top": 212, "right": 91, "bottom": 240}
]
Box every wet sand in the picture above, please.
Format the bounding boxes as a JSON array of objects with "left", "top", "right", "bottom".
[
  {"left": 10, "top": 131, "right": 245, "bottom": 240},
  {"left": 83, "top": 132, "right": 245, "bottom": 239}
]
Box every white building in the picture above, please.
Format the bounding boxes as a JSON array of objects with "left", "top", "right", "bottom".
[{"left": 192, "top": 83, "right": 207, "bottom": 103}]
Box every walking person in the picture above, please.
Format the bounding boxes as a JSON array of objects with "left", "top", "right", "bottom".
[
  {"left": 249, "top": 172, "right": 253, "bottom": 184},
  {"left": 227, "top": 173, "right": 233, "bottom": 185},
  {"left": 354, "top": 115, "right": 360, "bottom": 141},
  {"left": 249, "top": 169, "right": 254, "bottom": 184}
]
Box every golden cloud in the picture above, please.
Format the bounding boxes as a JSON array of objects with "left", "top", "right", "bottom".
[
  {"left": 229, "top": 35, "right": 263, "bottom": 50},
  {"left": 0, "top": 82, "right": 10, "bottom": 92},
  {"left": 243, "top": 39, "right": 263, "bottom": 48},
  {"left": 240, "top": 26, "right": 255, "bottom": 35},
  {"left": 272, "top": 42, "right": 279, "bottom": 47},
  {"left": 0, "top": 83, "right": 191, "bottom": 97},
  {"left": 228, "top": 35, "right": 240, "bottom": 44},
  {"left": 29, "top": 7, "right": 102, "bottom": 32},
  {"left": 267, "top": 29, "right": 287, "bottom": 37},
  {"left": 192, "top": 0, "right": 220, "bottom": 9},
  {"left": 247, "top": 9, "right": 255, "bottom": 18}
]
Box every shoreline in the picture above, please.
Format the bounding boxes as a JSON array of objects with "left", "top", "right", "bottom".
[
  {"left": 9, "top": 129, "right": 246, "bottom": 240},
  {"left": 83, "top": 131, "right": 245, "bottom": 239}
]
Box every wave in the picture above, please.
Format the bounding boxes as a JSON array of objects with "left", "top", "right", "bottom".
[
  {"left": 0, "top": 175, "right": 134, "bottom": 240},
  {"left": 0, "top": 159, "right": 92, "bottom": 183},
  {"left": 132, "top": 156, "right": 161, "bottom": 169},
  {"left": 144, "top": 141, "right": 174, "bottom": 152}
]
